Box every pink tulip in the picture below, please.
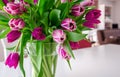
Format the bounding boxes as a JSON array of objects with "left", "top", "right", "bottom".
[
  {"left": 3, "top": 1, "right": 28, "bottom": 15},
  {"left": 5, "top": 52, "right": 20, "bottom": 69},
  {"left": 52, "top": 29, "right": 66, "bottom": 44},
  {"left": 80, "top": 0, "right": 94, "bottom": 7},
  {"left": 57, "top": 45, "right": 71, "bottom": 60},
  {"left": 61, "top": 18, "right": 77, "bottom": 31},
  {"left": 9, "top": 18, "right": 25, "bottom": 30},
  {"left": 7, "top": 30, "right": 21, "bottom": 43},
  {"left": 3, "top": 2, "right": 22, "bottom": 15},
  {"left": 32, "top": 27, "right": 46, "bottom": 40},
  {"left": 71, "top": 4, "right": 85, "bottom": 16}
]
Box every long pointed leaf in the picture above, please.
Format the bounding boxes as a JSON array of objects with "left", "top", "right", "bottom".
[
  {"left": 0, "top": 1, "right": 5, "bottom": 9},
  {"left": 65, "top": 40, "right": 75, "bottom": 59},
  {"left": 67, "top": 60, "right": 72, "bottom": 70},
  {"left": 0, "top": 28, "right": 10, "bottom": 39},
  {"left": 49, "top": 9, "right": 61, "bottom": 26},
  {"left": 19, "top": 32, "right": 31, "bottom": 77},
  {"left": 66, "top": 32, "right": 87, "bottom": 42},
  {"left": 0, "top": 13, "right": 9, "bottom": 21}
]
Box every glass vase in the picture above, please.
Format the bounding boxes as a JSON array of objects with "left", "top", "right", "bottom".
[{"left": 26, "top": 42, "right": 58, "bottom": 77}]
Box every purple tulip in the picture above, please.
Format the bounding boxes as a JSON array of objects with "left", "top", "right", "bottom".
[
  {"left": 52, "top": 29, "right": 66, "bottom": 44},
  {"left": 80, "top": 0, "right": 94, "bottom": 7},
  {"left": 71, "top": 4, "right": 85, "bottom": 16},
  {"left": 83, "top": 20, "right": 100, "bottom": 28},
  {"left": 32, "top": 27, "right": 46, "bottom": 41},
  {"left": 57, "top": 45, "right": 71, "bottom": 60},
  {"left": 9, "top": 18, "right": 25, "bottom": 30},
  {"left": 5, "top": 52, "right": 20, "bottom": 69},
  {"left": 2, "top": 0, "right": 15, "bottom": 5},
  {"left": 7, "top": 30, "right": 21, "bottom": 43},
  {"left": 83, "top": 9, "right": 101, "bottom": 28},
  {"left": 85, "top": 9, "right": 101, "bottom": 20},
  {"left": 61, "top": 18, "right": 77, "bottom": 31}
]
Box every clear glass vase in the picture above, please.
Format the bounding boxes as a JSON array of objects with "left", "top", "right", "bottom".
[{"left": 26, "top": 42, "right": 58, "bottom": 77}]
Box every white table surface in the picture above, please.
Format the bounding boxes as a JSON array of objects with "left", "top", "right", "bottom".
[
  {"left": 0, "top": 44, "right": 120, "bottom": 77},
  {"left": 56, "top": 44, "right": 120, "bottom": 77}
]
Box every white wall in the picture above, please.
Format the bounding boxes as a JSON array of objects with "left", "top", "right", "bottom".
[
  {"left": 113, "top": 1, "right": 120, "bottom": 28},
  {"left": 99, "top": 0, "right": 114, "bottom": 6},
  {"left": 98, "top": 0, "right": 115, "bottom": 30},
  {"left": 98, "top": 0, "right": 120, "bottom": 29}
]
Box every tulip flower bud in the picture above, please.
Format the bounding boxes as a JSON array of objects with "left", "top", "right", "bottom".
[
  {"left": 5, "top": 52, "right": 20, "bottom": 69},
  {"left": 9, "top": 18, "right": 25, "bottom": 30},
  {"left": 32, "top": 27, "right": 46, "bottom": 40},
  {"left": 3, "top": 2, "right": 22, "bottom": 15},
  {"left": 61, "top": 18, "right": 77, "bottom": 31},
  {"left": 56, "top": 45, "right": 71, "bottom": 60},
  {"left": 52, "top": 29, "right": 66, "bottom": 44},
  {"left": 7, "top": 30, "right": 21, "bottom": 43}
]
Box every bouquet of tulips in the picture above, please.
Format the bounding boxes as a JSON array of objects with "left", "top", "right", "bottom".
[{"left": 0, "top": 0, "right": 101, "bottom": 77}]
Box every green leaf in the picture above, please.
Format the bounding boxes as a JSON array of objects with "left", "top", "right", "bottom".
[
  {"left": 0, "top": 28, "right": 10, "bottom": 39},
  {"left": 0, "top": 20, "right": 9, "bottom": 26},
  {"left": 86, "top": 6, "right": 96, "bottom": 10},
  {"left": 66, "top": 32, "right": 87, "bottom": 42},
  {"left": 24, "top": 0, "right": 33, "bottom": 4},
  {"left": 37, "top": 42, "right": 43, "bottom": 77},
  {"left": 44, "top": 0, "right": 55, "bottom": 10},
  {"left": 0, "top": 1, "right": 5, "bottom": 9},
  {"left": 19, "top": 47, "right": 26, "bottom": 77},
  {"left": 74, "top": 0, "right": 84, "bottom": 4},
  {"left": 6, "top": 46, "right": 16, "bottom": 50},
  {"left": 67, "top": 60, "right": 72, "bottom": 70},
  {"left": 65, "top": 40, "right": 75, "bottom": 59},
  {"left": 19, "top": 32, "right": 31, "bottom": 77},
  {"left": 43, "top": 35, "right": 52, "bottom": 42},
  {"left": 0, "top": 25, "right": 9, "bottom": 30},
  {"left": 49, "top": 9, "right": 61, "bottom": 26},
  {"left": 0, "top": 13, "right": 9, "bottom": 22},
  {"left": 37, "top": 0, "right": 46, "bottom": 16},
  {"left": 58, "top": 3, "right": 69, "bottom": 19},
  {"left": 40, "top": 12, "right": 49, "bottom": 34},
  {"left": 29, "top": 41, "right": 43, "bottom": 77}
]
